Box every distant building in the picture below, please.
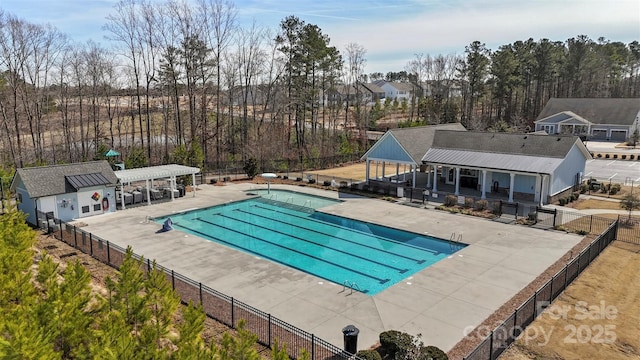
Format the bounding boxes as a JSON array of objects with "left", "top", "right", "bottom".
[{"left": 536, "top": 98, "right": 640, "bottom": 141}]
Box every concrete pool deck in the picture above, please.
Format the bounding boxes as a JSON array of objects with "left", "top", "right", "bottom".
[{"left": 76, "top": 183, "right": 582, "bottom": 353}]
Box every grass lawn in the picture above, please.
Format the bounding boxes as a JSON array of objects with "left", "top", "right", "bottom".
[
  {"left": 499, "top": 241, "right": 640, "bottom": 360},
  {"left": 570, "top": 198, "right": 625, "bottom": 211}
]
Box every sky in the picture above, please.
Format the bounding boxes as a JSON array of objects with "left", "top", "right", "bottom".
[{"left": 0, "top": 0, "right": 638, "bottom": 74}]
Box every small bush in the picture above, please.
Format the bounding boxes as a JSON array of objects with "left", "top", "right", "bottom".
[
  {"left": 571, "top": 192, "right": 579, "bottom": 201},
  {"left": 355, "top": 349, "right": 382, "bottom": 360},
  {"left": 421, "top": 345, "right": 448, "bottom": 360},
  {"left": 475, "top": 199, "right": 488, "bottom": 211},
  {"left": 379, "top": 330, "right": 412, "bottom": 357},
  {"left": 559, "top": 198, "right": 567, "bottom": 206},
  {"left": 242, "top": 158, "right": 259, "bottom": 179},
  {"left": 491, "top": 201, "right": 501, "bottom": 215},
  {"left": 609, "top": 183, "right": 621, "bottom": 195},
  {"left": 464, "top": 198, "right": 474, "bottom": 208},
  {"left": 580, "top": 183, "right": 588, "bottom": 194},
  {"left": 443, "top": 195, "right": 457, "bottom": 207}
]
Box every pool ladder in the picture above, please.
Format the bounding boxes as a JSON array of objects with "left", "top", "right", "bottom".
[
  {"left": 341, "top": 280, "right": 361, "bottom": 295},
  {"left": 449, "top": 233, "right": 463, "bottom": 251}
]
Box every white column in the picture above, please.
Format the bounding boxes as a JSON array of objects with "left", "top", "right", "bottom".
[
  {"left": 365, "top": 159, "right": 370, "bottom": 184},
  {"left": 170, "top": 176, "right": 176, "bottom": 201},
  {"left": 382, "top": 162, "right": 386, "bottom": 179},
  {"left": 481, "top": 170, "right": 487, "bottom": 199},
  {"left": 454, "top": 167, "right": 461, "bottom": 195},
  {"left": 426, "top": 164, "right": 431, "bottom": 187},
  {"left": 192, "top": 173, "right": 196, "bottom": 197},
  {"left": 509, "top": 172, "right": 515, "bottom": 202},
  {"left": 375, "top": 161, "right": 379, "bottom": 179},
  {"left": 120, "top": 185, "right": 125, "bottom": 210},
  {"left": 433, "top": 166, "right": 438, "bottom": 192},
  {"left": 412, "top": 165, "right": 416, "bottom": 188},
  {"left": 145, "top": 179, "right": 151, "bottom": 205},
  {"left": 396, "top": 163, "right": 400, "bottom": 180},
  {"left": 539, "top": 174, "right": 546, "bottom": 206}
]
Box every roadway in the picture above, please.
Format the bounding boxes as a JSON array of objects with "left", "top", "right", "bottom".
[{"left": 584, "top": 141, "right": 640, "bottom": 185}]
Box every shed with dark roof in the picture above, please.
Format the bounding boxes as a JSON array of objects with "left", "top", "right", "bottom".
[
  {"left": 535, "top": 98, "right": 640, "bottom": 141},
  {"left": 10, "top": 161, "right": 118, "bottom": 225}
]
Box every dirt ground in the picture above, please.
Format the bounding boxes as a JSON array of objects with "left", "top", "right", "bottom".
[
  {"left": 499, "top": 241, "right": 640, "bottom": 360},
  {"left": 305, "top": 162, "right": 367, "bottom": 180}
]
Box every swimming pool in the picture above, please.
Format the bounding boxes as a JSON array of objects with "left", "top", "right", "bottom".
[{"left": 156, "top": 192, "right": 465, "bottom": 295}]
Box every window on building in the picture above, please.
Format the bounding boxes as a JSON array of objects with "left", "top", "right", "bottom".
[{"left": 82, "top": 206, "right": 90, "bottom": 213}]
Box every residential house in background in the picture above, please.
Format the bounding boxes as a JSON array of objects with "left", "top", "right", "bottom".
[
  {"left": 535, "top": 98, "right": 640, "bottom": 141},
  {"left": 378, "top": 82, "right": 414, "bottom": 102},
  {"left": 327, "top": 83, "right": 386, "bottom": 105}
]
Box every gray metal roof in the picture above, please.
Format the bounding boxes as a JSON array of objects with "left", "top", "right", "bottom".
[
  {"left": 422, "top": 131, "right": 591, "bottom": 174},
  {"left": 66, "top": 173, "right": 112, "bottom": 190},
  {"left": 389, "top": 123, "right": 467, "bottom": 163},
  {"left": 11, "top": 161, "right": 118, "bottom": 198},
  {"left": 423, "top": 148, "right": 563, "bottom": 174},
  {"left": 537, "top": 98, "right": 640, "bottom": 125},
  {"left": 428, "top": 130, "right": 580, "bottom": 158},
  {"left": 115, "top": 164, "right": 200, "bottom": 183}
]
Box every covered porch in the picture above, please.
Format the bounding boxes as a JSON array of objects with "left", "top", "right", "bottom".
[{"left": 422, "top": 164, "right": 550, "bottom": 206}]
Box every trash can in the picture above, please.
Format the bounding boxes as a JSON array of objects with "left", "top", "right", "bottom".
[{"left": 342, "top": 325, "right": 359, "bottom": 355}]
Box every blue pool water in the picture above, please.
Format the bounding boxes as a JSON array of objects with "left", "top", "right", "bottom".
[{"left": 156, "top": 192, "right": 465, "bottom": 295}]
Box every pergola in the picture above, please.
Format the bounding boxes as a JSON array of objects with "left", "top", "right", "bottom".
[{"left": 114, "top": 164, "right": 200, "bottom": 209}]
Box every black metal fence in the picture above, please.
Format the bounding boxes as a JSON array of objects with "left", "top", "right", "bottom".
[
  {"left": 203, "top": 154, "right": 364, "bottom": 180},
  {"left": 533, "top": 207, "right": 640, "bottom": 244},
  {"left": 463, "top": 220, "right": 619, "bottom": 360},
  {"left": 36, "top": 210, "right": 359, "bottom": 360}
]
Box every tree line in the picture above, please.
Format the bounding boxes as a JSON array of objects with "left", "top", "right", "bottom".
[{"left": 0, "top": 0, "right": 638, "bottom": 171}]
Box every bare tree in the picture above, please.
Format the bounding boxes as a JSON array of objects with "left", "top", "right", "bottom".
[
  {"left": 104, "top": 0, "right": 144, "bottom": 151},
  {"left": 197, "top": 0, "right": 237, "bottom": 167},
  {"left": 343, "top": 42, "right": 366, "bottom": 145}
]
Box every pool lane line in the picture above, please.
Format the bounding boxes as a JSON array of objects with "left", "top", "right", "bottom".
[
  {"left": 190, "top": 217, "right": 392, "bottom": 284},
  {"left": 237, "top": 206, "right": 430, "bottom": 263},
  {"left": 254, "top": 201, "right": 445, "bottom": 254},
  {"left": 251, "top": 203, "right": 442, "bottom": 255},
  {"left": 172, "top": 224, "right": 373, "bottom": 294},
  {"left": 212, "top": 213, "right": 411, "bottom": 274}
]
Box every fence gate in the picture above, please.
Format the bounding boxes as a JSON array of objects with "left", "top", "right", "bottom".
[
  {"left": 535, "top": 206, "right": 557, "bottom": 227},
  {"left": 498, "top": 201, "right": 519, "bottom": 218},
  {"left": 616, "top": 215, "right": 640, "bottom": 244}
]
